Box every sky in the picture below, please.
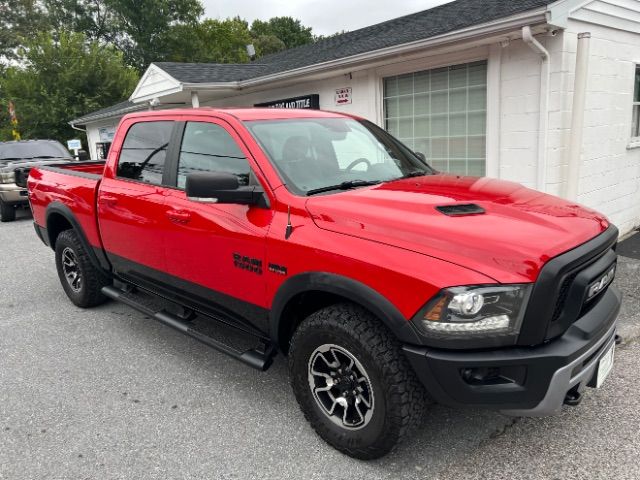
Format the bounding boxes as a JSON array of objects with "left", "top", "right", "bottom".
[{"left": 202, "top": 0, "right": 455, "bottom": 36}]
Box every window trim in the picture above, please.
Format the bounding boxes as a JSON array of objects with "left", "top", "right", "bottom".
[{"left": 630, "top": 65, "right": 640, "bottom": 147}]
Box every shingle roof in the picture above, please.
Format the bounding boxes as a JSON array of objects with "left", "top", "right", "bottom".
[
  {"left": 72, "top": 0, "right": 556, "bottom": 124},
  {"left": 71, "top": 100, "right": 145, "bottom": 125},
  {"left": 155, "top": 0, "right": 556, "bottom": 84},
  {"left": 153, "top": 63, "right": 269, "bottom": 83}
]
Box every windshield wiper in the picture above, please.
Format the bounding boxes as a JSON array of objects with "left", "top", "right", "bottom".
[{"left": 306, "top": 180, "right": 381, "bottom": 196}]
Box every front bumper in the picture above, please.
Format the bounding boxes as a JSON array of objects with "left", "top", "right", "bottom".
[
  {"left": 403, "top": 286, "right": 621, "bottom": 416},
  {"left": 0, "top": 183, "right": 28, "bottom": 205}
]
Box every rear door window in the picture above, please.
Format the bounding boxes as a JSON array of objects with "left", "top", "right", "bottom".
[
  {"left": 117, "top": 121, "right": 174, "bottom": 185},
  {"left": 177, "top": 122, "right": 250, "bottom": 189}
]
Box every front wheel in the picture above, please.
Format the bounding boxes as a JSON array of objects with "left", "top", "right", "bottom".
[
  {"left": 288, "top": 303, "right": 426, "bottom": 459},
  {"left": 55, "top": 229, "right": 110, "bottom": 308},
  {"left": 0, "top": 200, "right": 16, "bottom": 222}
]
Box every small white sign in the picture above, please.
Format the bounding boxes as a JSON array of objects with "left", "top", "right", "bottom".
[
  {"left": 67, "top": 139, "right": 82, "bottom": 150},
  {"left": 98, "top": 127, "right": 115, "bottom": 143},
  {"left": 335, "top": 87, "right": 352, "bottom": 106}
]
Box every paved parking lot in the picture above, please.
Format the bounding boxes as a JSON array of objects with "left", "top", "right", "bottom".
[{"left": 1, "top": 212, "right": 639, "bottom": 480}]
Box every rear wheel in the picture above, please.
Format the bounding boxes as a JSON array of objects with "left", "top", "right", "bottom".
[
  {"left": 0, "top": 200, "right": 16, "bottom": 222},
  {"left": 288, "top": 303, "right": 426, "bottom": 459},
  {"left": 55, "top": 229, "right": 110, "bottom": 307}
]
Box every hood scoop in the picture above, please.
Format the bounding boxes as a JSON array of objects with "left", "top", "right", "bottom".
[{"left": 436, "top": 204, "right": 485, "bottom": 216}]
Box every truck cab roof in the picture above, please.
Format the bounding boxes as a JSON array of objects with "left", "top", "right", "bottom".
[{"left": 122, "top": 107, "right": 358, "bottom": 122}]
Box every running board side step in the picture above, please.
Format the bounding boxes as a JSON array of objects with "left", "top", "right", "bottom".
[{"left": 101, "top": 285, "right": 276, "bottom": 371}]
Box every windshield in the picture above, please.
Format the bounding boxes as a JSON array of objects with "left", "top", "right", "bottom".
[
  {"left": 0, "top": 141, "right": 72, "bottom": 162},
  {"left": 245, "top": 118, "right": 433, "bottom": 195}
]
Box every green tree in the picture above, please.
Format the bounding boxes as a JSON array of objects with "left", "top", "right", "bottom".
[
  {"left": 0, "top": 0, "right": 48, "bottom": 61},
  {"left": 43, "top": 0, "right": 116, "bottom": 44},
  {"left": 162, "top": 17, "right": 252, "bottom": 63},
  {"left": 250, "top": 17, "right": 314, "bottom": 50},
  {"left": 43, "top": 0, "right": 204, "bottom": 70},
  {"left": 252, "top": 34, "right": 286, "bottom": 57},
  {"left": 108, "top": 0, "right": 204, "bottom": 69},
  {"left": 0, "top": 31, "right": 138, "bottom": 145}
]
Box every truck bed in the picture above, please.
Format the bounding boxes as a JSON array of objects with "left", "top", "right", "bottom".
[{"left": 27, "top": 161, "right": 106, "bottom": 249}]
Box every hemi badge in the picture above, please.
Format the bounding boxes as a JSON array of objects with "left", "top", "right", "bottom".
[{"left": 587, "top": 264, "right": 616, "bottom": 301}]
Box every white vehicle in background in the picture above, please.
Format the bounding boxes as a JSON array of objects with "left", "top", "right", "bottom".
[{"left": 0, "top": 140, "right": 73, "bottom": 222}]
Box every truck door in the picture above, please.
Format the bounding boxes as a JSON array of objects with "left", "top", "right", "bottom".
[
  {"left": 162, "top": 120, "right": 275, "bottom": 334},
  {"left": 98, "top": 120, "right": 175, "bottom": 286}
]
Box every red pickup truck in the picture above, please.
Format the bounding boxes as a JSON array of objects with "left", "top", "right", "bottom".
[{"left": 25, "top": 108, "right": 620, "bottom": 459}]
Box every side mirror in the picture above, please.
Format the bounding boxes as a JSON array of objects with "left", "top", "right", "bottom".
[
  {"left": 414, "top": 151, "right": 427, "bottom": 162},
  {"left": 185, "top": 172, "right": 261, "bottom": 205}
]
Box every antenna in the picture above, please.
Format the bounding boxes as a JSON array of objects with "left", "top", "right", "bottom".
[{"left": 285, "top": 205, "right": 293, "bottom": 239}]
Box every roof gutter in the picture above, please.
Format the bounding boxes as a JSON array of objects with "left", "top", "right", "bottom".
[{"left": 522, "top": 25, "right": 550, "bottom": 193}]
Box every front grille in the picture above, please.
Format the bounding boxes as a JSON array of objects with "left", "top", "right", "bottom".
[
  {"left": 551, "top": 272, "right": 578, "bottom": 323},
  {"left": 517, "top": 226, "right": 619, "bottom": 345}
]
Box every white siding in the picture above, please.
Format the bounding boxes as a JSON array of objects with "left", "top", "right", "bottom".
[
  {"left": 86, "top": 120, "right": 119, "bottom": 160},
  {"left": 565, "top": 21, "right": 640, "bottom": 236}
]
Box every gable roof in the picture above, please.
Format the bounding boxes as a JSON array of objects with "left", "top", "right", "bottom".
[
  {"left": 152, "top": 0, "right": 556, "bottom": 85},
  {"left": 152, "top": 63, "right": 269, "bottom": 83},
  {"left": 71, "top": 100, "right": 145, "bottom": 125},
  {"left": 73, "top": 0, "right": 557, "bottom": 124}
]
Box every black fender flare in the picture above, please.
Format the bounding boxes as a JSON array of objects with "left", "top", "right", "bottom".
[
  {"left": 45, "top": 202, "right": 111, "bottom": 272},
  {"left": 269, "top": 272, "right": 422, "bottom": 348}
]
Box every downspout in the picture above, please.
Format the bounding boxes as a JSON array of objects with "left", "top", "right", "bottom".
[
  {"left": 70, "top": 123, "right": 86, "bottom": 133},
  {"left": 565, "top": 33, "right": 591, "bottom": 201},
  {"left": 523, "top": 26, "right": 550, "bottom": 192}
]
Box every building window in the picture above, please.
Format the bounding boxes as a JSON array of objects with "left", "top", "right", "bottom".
[
  {"left": 384, "top": 61, "right": 487, "bottom": 176},
  {"left": 632, "top": 66, "right": 640, "bottom": 139}
]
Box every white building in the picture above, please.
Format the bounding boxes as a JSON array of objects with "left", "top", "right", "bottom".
[{"left": 71, "top": 0, "right": 640, "bottom": 236}]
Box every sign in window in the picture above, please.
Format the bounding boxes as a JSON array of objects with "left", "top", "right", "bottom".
[{"left": 384, "top": 61, "right": 487, "bottom": 176}]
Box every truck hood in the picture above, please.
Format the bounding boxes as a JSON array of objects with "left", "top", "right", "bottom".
[{"left": 305, "top": 175, "right": 609, "bottom": 283}]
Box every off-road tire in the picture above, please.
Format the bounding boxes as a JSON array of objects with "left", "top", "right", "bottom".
[
  {"left": 288, "top": 303, "right": 426, "bottom": 459},
  {"left": 55, "top": 229, "right": 110, "bottom": 308},
  {"left": 0, "top": 200, "right": 16, "bottom": 222}
]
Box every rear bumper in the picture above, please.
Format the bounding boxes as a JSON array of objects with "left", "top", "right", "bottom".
[
  {"left": 0, "top": 184, "right": 28, "bottom": 205},
  {"left": 403, "top": 286, "right": 621, "bottom": 416}
]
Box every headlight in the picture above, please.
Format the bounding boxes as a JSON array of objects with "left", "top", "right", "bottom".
[
  {"left": 0, "top": 171, "right": 15, "bottom": 184},
  {"left": 412, "top": 284, "right": 532, "bottom": 348}
]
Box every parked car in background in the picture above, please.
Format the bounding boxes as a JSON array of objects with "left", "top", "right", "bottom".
[{"left": 0, "top": 140, "right": 73, "bottom": 222}]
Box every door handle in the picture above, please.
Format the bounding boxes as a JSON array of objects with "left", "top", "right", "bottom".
[
  {"left": 99, "top": 195, "right": 118, "bottom": 207},
  {"left": 166, "top": 209, "right": 191, "bottom": 224}
]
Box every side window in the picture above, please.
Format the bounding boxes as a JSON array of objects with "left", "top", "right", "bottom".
[
  {"left": 177, "top": 122, "right": 250, "bottom": 189},
  {"left": 117, "top": 121, "right": 174, "bottom": 185}
]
